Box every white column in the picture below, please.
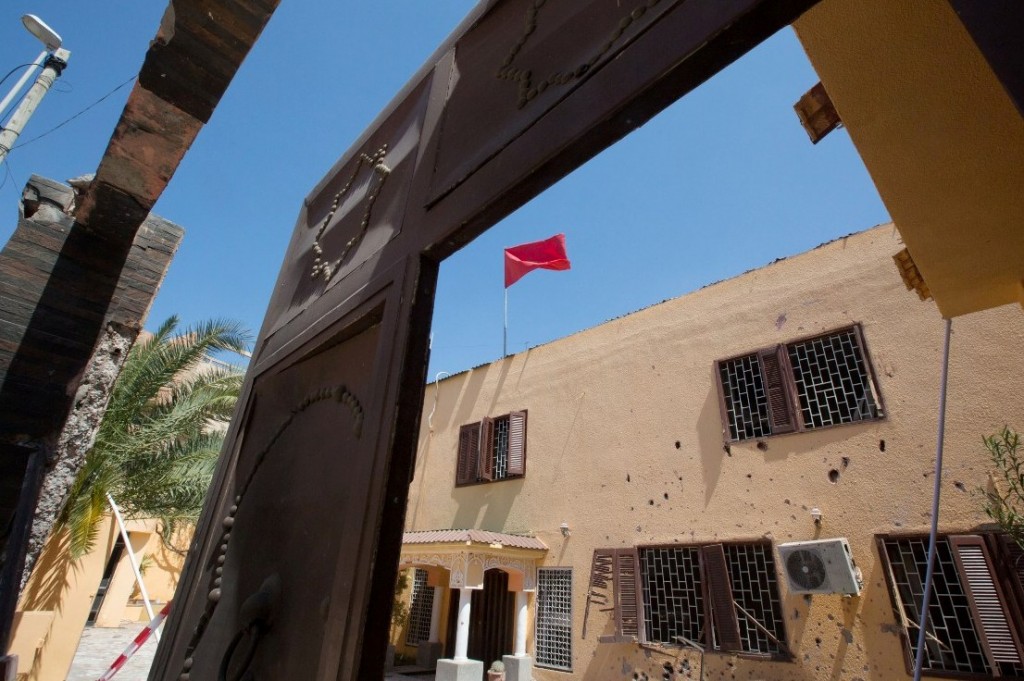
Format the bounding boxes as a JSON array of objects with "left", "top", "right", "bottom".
[
  {"left": 429, "top": 585, "right": 443, "bottom": 641},
  {"left": 453, "top": 587, "right": 472, "bottom": 661},
  {"left": 514, "top": 591, "right": 528, "bottom": 657}
]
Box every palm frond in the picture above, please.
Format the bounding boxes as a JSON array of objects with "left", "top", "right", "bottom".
[{"left": 58, "top": 315, "right": 249, "bottom": 559}]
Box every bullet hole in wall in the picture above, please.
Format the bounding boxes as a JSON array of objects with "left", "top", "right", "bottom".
[
  {"left": 663, "top": 492, "right": 669, "bottom": 500},
  {"left": 627, "top": 474, "right": 631, "bottom": 482},
  {"left": 649, "top": 499, "right": 655, "bottom": 505},
  {"left": 879, "top": 439, "right": 886, "bottom": 452},
  {"left": 757, "top": 440, "right": 768, "bottom": 451},
  {"left": 675, "top": 440, "right": 681, "bottom": 449},
  {"left": 841, "top": 456, "right": 850, "bottom": 469},
  {"left": 828, "top": 469, "right": 840, "bottom": 483},
  {"left": 954, "top": 481, "right": 967, "bottom": 492}
]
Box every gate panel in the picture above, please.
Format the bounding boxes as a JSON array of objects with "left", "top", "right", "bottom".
[{"left": 151, "top": 2, "right": 820, "bottom": 679}]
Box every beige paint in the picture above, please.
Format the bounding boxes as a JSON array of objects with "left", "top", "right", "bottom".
[
  {"left": 793, "top": 1, "right": 1024, "bottom": 317},
  {"left": 405, "top": 225, "right": 1024, "bottom": 680},
  {"left": 13, "top": 518, "right": 117, "bottom": 681},
  {"left": 10, "top": 517, "right": 185, "bottom": 680}
]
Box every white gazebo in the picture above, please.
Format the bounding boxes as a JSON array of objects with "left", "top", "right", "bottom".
[{"left": 399, "top": 529, "right": 547, "bottom": 681}]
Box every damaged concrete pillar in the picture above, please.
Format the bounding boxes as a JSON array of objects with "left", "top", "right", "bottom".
[{"left": 0, "top": 175, "right": 183, "bottom": 651}]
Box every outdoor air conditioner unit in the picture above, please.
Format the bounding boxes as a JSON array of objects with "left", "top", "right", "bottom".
[{"left": 777, "top": 538, "right": 862, "bottom": 596}]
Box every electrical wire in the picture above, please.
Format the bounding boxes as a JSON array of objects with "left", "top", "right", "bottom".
[
  {"left": 10, "top": 75, "right": 136, "bottom": 151},
  {"left": 0, "top": 63, "right": 39, "bottom": 89},
  {"left": 0, "top": 157, "right": 11, "bottom": 193}
]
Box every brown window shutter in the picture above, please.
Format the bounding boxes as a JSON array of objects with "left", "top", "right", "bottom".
[
  {"left": 701, "top": 544, "right": 742, "bottom": 652},
  {"left": 712, "top": 360, "right": 733, "bottom": 441},
  {"left": 584, "top": 549, "right": 614, "bottom": 640},
  {"left": 507, "top": 410, "right": 527, "bottom": 476},
  {"left": 478, "top": 417, "right": 495, "bottom": 481},
  {"left": 456, "top": 422, "right": 480, "bottom": 485},
  {"left": 614, "top": 548, "right": 641, "bottom": 641},
  {"left": 875, "top": 537, "right": 917, "bottom": 674},
  {"left": 757, "top": 346, "right": 798, "bottom": 434},
  {"left": 950, "top": 535, "right": 1024, "bottom": 669}
]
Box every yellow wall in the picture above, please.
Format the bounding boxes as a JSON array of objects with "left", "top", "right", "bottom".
[
  {"left": 793, "top": 0, "right": 1024, "bottom": 317},
  {"left": 407, "top": 225, "right": 1024, "bottom": 679},
  {"left": 12, "top": 518, "right": 117, "bottom": 681},
  {"left": 10, "top": 518, "right": 186, "bottom": 681}
]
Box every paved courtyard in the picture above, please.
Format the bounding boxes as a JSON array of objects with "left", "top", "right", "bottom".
[
  {"left": 67, "top": 623, "right": 434, "bottom": 680},
  {"left": 67, "top": 623, "right": 158, "bottom": 681}
]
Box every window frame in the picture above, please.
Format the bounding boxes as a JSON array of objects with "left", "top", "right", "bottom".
[
  {"left": 876, "top": 532, "right": 1024, "bottom": 679},
  {"left": 454, "top": 409, "right": 528, "bottom": 486},
  {"left": 585, "top": 540, "right": 791, "bottom": 661},
  {"left": 404, "top": 567, "right": 434, "bottom": 647},
  {"left": 535, "top": 566, "right": 574, "bottom": 672},
  {"left": 714, "top": 323, "right": 885, "bottom": 443}
]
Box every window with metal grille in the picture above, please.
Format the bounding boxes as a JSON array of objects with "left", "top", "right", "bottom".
[
  {"left": 632, "top": 543, "right": 786, "bottom": 657},
  {"left": 715, "top": 325, "right": 882, "bottom": 442},
  {"left": 878, "top": 534, "right": 1024, "bottom": 677},
  {"left": 455, "top": 411, "right": 526, "bottom": 486},
  {"left": 536, "top": 568, "right": 573, "bottom": 671},
  {"left": 405, "top": 568, "right": 434, "bottom": 646}
]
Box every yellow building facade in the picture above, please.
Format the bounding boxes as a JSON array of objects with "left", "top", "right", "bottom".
[
  {"left": 10, "top": 517, "right": 184, "bottom": 681},
  {"left": 398, "top": 225, "right": 1024, "bottom": 680}
]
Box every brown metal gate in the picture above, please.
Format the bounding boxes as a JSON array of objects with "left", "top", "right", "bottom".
[{"left": 150, "top": 2, "right": 821, "bottom": 679}]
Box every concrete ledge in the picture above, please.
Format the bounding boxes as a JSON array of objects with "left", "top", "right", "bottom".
[
  {"left": 436, "top": 658, "right": 484, "bottom": 681},
  {"left": 416, "top": 641, "right": 443, "bottom": 669},
  {"left": 503, "top": 654, "right": 532, "bottom": 681}
]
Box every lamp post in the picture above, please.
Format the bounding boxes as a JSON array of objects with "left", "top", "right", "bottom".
[{"left": 0, "top": 15, "right": 68, "bottom": 165}]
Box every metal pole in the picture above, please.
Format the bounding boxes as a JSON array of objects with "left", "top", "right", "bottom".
[
  {"left": 0, "top": 50, "right": 47, "bottom": 120},
  {"left": 106, "top": 493, "right": 160, "bottom": 642},
  {"left": 0, "top": 48, "right": 69, "bottom": 165},
  {"left": 912, "top": 317, "right": 952, "bottom": 681},
  {"left": 504, "top": 288, "right": 508, "bottom": 357}
]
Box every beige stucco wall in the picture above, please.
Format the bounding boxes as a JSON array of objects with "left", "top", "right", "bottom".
[
  {"left": 12, "top": 518, "right": 117, "bottom": 681},
  {"left": 10, "top": 517, "right": 186, "bottom": 681},
  {"left": 406, "top": 225, "right": 1024, "bottom": 680}
]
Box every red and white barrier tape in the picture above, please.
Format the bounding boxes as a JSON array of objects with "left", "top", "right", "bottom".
[{"left": 97, "top": 601, "right": 172, "bottom": 681}]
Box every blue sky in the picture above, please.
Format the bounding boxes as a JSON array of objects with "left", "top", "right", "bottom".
[{"left": 1, "top": 2, "right": 889, "bottom": 378}]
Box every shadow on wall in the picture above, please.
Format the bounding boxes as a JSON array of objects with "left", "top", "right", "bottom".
[
  {"left": 20, "top": 519, "right": 116, "bottom": 614},
  {"left": 150, "top": 533, "right": 186, "bottom": 594},
  {"left": 449, "top": 478, "right": 524, "bottom": 532},
  {"left": 697, "top": 385, "right": 726, "bottom": 508}
]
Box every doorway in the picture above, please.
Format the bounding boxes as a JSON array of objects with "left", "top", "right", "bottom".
[{"left": 444, "top": 569, "right": 515, "bottom": 671}]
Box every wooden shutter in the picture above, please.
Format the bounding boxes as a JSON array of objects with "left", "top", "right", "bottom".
[
  {"left": 615, "top": 548, "right": 641, "bottom": 641},
  {"left": 507, "top": 410, "right": 527, "bottom": 476},
  {"left": 456, "top": 422, "right": 480, "bottom": 485},
  {"left": 586, "top": 548, "right": 640, "bottom": 642},
  {"left": 875, "top": 536, "right": 917, "bottom": 673},
  {"left": 584, "top": 549, "right": 613, "bottom": 640},
  {"left": 951, "top": 535, "right": 1024, "bottom": 669},
  {"left": 701, "top": 544, "right": 742, "bottom": 652},
  {"left": 757, "top": 345, "right": 798, "bottom": 435},
  {"left": 478, "top": 417, "right": 495, "bottom": 481},
  {"left": 712, "top": 360, "right": 734, "bottom": 441}
]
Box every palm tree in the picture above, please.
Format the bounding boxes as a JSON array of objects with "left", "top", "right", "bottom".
[{"left": 58, "top": 316, "right": 251, "bottom": 559}]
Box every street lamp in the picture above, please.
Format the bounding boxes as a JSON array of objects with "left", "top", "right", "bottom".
[
  {"left": 0, "top": 15, "right": 70, "bottom": 164},
  {"left": 21, "top": 14, "right": 63, "bottom": 51},
  {"left": 0, "top": 15, "right": 63, "bottom": 120}
]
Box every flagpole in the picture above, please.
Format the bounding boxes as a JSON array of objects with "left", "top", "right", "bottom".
[{"left": 503, "top": 288, "right": 508, "bottom": 357}]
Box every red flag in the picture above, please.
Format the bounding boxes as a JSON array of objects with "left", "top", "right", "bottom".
[{"left": 504, "top": 234, "right": 571, "bottom": 288}]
